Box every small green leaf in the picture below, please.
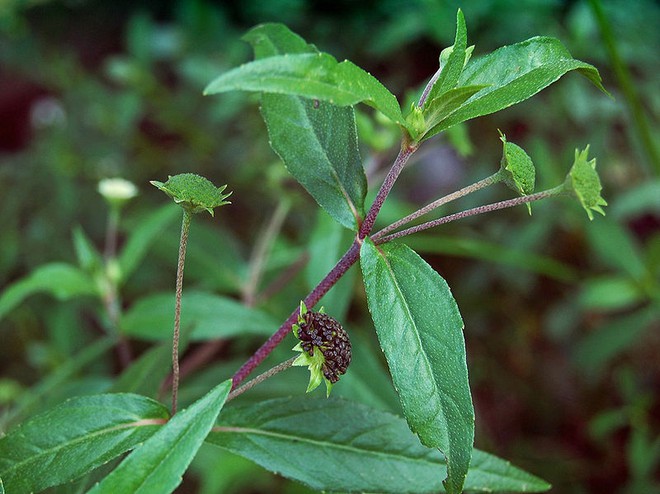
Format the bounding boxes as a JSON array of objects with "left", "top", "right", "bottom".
[
  {"left": 426, "top": 9, "right": 469, "bottom": 101},
  {"left": 121, "top": 291, "right": 279, "bottom": 341},
  {"left": 207, "top": 397, "right": 550, "bottom": 493},
  {"left": 72, "top": 226, "right": 103, "bottom": 273},
  {"left": 0, "top": 263, "right": 97, "bottom": 322},
  {"left": 88, "top": 380, "right": 231, "bottom": 494},
  {"left": 360, "top": 239, "right": 474, "bottom": 494},
  {"left": 499, "top": 131, "right": 536, "bottom": 214},
  {"left": 118, "top": 204, "right": 180, "bottom": 283},
  {"left": 436, "top": 37, "right": 607, "bottom": 132},
  {"left": 242, "top": 22, "right": 312, "bottom": 58},
  {"left": 0, "top": 476, "right": 4, "bottom": 494},
  {"left": 150, "top": 173, "right": 231, "bottom": 216},
  {"left": 565, "top": 146, "right": 607, "bottom": 220},
  {"left": 0, "top": 394, "right": 169, "bottom": 494},
  {"left": 204, "top": 51, "right": 408, "bottom": 132}
]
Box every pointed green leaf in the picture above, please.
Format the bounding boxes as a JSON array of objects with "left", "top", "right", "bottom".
[
  {"left": 499, "top": 131, "right": 536, "bottom": 214},
  {"left": 121, "top": 291, "right": 279, "bottom": 341},
  {"left": 436, "top": 37, "right": 607, "bottom": 132},
  {"left": 237, "top": 24, "right": 368, "bottom": 230},
  {"left": 421, "top": 85, "right": 487, "bottom": 141},
  {"left": 427, "top": 9, "right": 468, "bottom": 101},
  {"left": 204, "top": 52, "right": 407, "bottom": 131},
  {"left": 565, "top": 146, "right": 607, "bottom": 220},
  {"left": 0, "top": 394, "right": 169, "bottom": 494},
  {"left": 207, "top": 397, "right": 550, "bottom": 493},
  {"left": 0, "top": 263, "right": 97, "bottom": 322},
  {"left": 88, "top": 380, "right": 231, "bottom": 494},
  {"left": 360, "top": 239, "right": 474, "bottom": 494},
  {"left": 261, "top": 94, "right": 367, "bottom": 230},
  {"left": 118, "top": 204, "right": 180, "bottom": 283},
  {"left": 72, "top": 226, "right": 103, "bottom": 273}
]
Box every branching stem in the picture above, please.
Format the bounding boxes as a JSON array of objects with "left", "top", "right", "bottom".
[{"left": 227, "top": 356, "right": 297, "bottom": 402}]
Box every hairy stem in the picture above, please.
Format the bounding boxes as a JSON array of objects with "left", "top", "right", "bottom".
[
  {"left": 376, "top": 187, "right": 564, "bottom": 244},
  {"left": 172, "top": 209, "right": 192, "bottom": 414},
  {"left": 227, "top": 357, "right": 297, "bottom": 402},
  {"left": 372, "top": 170, "right": 505, "bottom": 241}
]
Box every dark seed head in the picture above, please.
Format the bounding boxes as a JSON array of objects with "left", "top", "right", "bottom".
[{"left": 296, "top": 311, "right": 351, "bottom": 383}]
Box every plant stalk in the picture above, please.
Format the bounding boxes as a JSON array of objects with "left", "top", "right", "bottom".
[
  {"left": 172, "top": 209, "right": 192, "bottom": 415},
  {"left": 372, "top": 170, "right": 504, "bottom": 241},
  {"left": 376, "top": 187, "right": 564, "bottom": 244},
  {"left": 227, "top": 356, "right": 297, "bottom": 402}
]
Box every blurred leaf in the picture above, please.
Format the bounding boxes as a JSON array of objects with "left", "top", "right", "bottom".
[
  {"left": 572, "top": 306, "right": 658, "bottom": 378},
  {"left": 587, "top": 217, "right": 646, "bottom": 279},
  {"left": 360, "top": 240, "right": 474, "bottom": 494},
  {"left": 612, "top": 179, "right": 660, "bottom": 220},
  {"left": 404, "top": 234, "right": 577, "bottom": 282},
  {"left": 208, "top": 397, "right": 550, "bottom": 493},
  {"left": 0, "top": 263, "right": 97, "bottom": 323},
  {"left": 0, "top": 394, "right": 169, "bottom": 494},
  {"left": 88, "top": 380, "right": 231, "bottom": 494},
  {"left": 121, "top": 291, "right": 278, "bottom": 341},
  {"left": 305, "top": 210, "right": 357, "bottom": 317},
  {"left": 72, "top": 226, "right": 103, "bottom": 273},
  {"left": 204, "top": 51, "right": 408, "bottom": 131},
  {"left": 118, "top": 204, "right": 180, "bottom": 283},
  {"left": 437, "top": 37, "right": 607, "bottom": 132},
  {"left": 110, "top": 343, "right": 172, "bottom": 397},
  {"left": 579, "top": 276, "right": 645, "bottom": 311},
  {"left": 0, "top": 338, "right": 114, "bottom": 430}
]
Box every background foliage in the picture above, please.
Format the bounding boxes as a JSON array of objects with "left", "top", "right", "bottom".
[{"left": 0, "top": 1, "right": 658, "bottom": 493}]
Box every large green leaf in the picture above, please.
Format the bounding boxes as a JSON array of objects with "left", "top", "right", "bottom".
[
  {"left": 207, "top": 397, "right": 550, "bottom": 493},
  {"left": 236, "top": 23, "right": 368, "bottom": 230},
  {"left": 426, "top": 9, "right": 468, "bottom": 102},
  {"left": 0, "top": 394, "right": 169, "bottom": 494},
  {"left": 430, "top": 36, "right": 606, "bottom": 135},
  {"left": 88, "top": 380, "right": 231, "bottom": 494},
  {"left": 204, "top": 43, "right": 406, "bottom": 130},
  {"left": 360, "top": 239, "right": 474, "bottom": 494},
  {"left": 121, "top": 291, "right": 278, "bottom": 341},
  {"left": 0, "top": 263, "right": 97, "bottom": 323}
]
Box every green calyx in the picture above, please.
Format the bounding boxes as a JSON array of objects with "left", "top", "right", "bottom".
[
  {"left": 499, "top": 131, "right": 535, "bottom": 214},
  {"left": 564, "top": 146, "right": 607, "bottom": 220},
  {"left": 150, "top": 173, "right": 231, "bottom": 216}
]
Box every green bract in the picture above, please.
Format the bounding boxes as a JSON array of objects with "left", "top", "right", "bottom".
[
  {"left": 499, "top": 131, "right": 536, "bottom": 214},
  {"left": 565, "top": 146, "right": 607, "bottom": 220},
  {"left": 150, "top": 173, "right": 231, "bottom": 216}
]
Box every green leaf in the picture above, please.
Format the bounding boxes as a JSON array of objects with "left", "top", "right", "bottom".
[
  {"left": 261, "top": 95, "right": 367, "bottom": 230},
  {"left": 207, "top": 397, "right": 550, "bottom": 493},
  {"left": 360, "top": 239, "right": 474, "bottom": 494},
  {"left": 0, "top": 263, "right": 97, "bottom": 322},
  {"left": 121, "top": 290, "right": 278, "bottom": 341},
  {"left": 119, "top": 204, "right": 180, "bottom": 283},
  {"left": 499, "top": 131, "right": 536, "bottom": 214},
  {"left": 421, "top": 85, "right": 486, "bottom": 141},
  {"left": 436, "top": 37, "right": 606, "bottom": 132},
  {"left": 72, "top": 226, "right": 103, "bottom": 273},
  {"left": 204, "top": 52, "right": 407, "bottom": 131},
  {"left": 0, "top": 394, "right": 169, "bottom": 494},
  {"left": 88, "top": 380, "right": 231, "bottom": 494},
  {"left": 240, "top": 23, "right": 368, "bottom": 231},
  {"left": 427, "top": 9, "right": 468, "bottom": 101},
  {"left": 565, "top": 146, "right": 607, "bottom": 220}
]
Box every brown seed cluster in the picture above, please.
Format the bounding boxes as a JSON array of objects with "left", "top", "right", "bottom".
[{"left": 297, "top": 311, "right": 351, "bottom": 383}]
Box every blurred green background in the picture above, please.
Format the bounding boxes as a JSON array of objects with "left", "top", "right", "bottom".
[{"left": 1, "top": 0, "right": 658, "bottom": 493}]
